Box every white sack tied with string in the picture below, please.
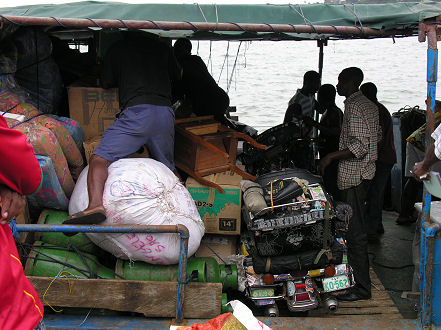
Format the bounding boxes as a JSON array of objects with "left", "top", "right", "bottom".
[{"left": 69, "top": 158, "right": 204, "bottom": 265}]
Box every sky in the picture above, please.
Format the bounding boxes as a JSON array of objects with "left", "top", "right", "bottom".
[{"left": 0, "top": 0, "right": 312, "bottom": 7}]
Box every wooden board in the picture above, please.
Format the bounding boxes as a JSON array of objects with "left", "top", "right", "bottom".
[
  {"left": 29, "top": 277, "right": 222, "bottom": 319},
  {"left": 309, "top": 268, "right": 402, "bottom": 318}
]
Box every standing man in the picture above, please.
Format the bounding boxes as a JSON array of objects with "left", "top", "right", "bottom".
[
  {"left": 0, "top": 114, "right": 45, "bottom": 330},
  {"left": 319, "top": 67, "right": 380, "bottom": 301},
  {"left": 65, "top": 31, "right": 181, "bottom": 225},
  {"left": 304, "top": 84, "right": 343, "bottom": 200},
  {"left": 361, "top": 82, "right": 396, "bottom": 239},
  {"left": 283, "top": 70, "right": 321, "bottom": 125},
  {"left": 284, "top": 70, "right": 321, "bottom": 171}
]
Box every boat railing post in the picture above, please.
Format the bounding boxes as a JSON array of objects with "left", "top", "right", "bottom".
[
  {"left": 418, "top": 20, "right": 438, "bottom": 327},
  {"left": 15, "top": 223, "right": 190, "bottom": 323}
]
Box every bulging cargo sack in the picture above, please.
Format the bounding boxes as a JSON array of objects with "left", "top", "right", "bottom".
[{"left": 69, "top": 158, "right": 205, "bottom": 265}]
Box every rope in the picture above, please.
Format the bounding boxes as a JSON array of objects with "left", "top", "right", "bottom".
[
  {"left": 0, "top": 15, "right": 22, "bottom": 26},
  {"left": 86, "top": 18, "right": 102, "bottom": 28},
  {"left": 9, "top": 219, "right": 20, "bottom": 239},
  {"left": 217, "top": 41, "right": 229, "bottom": 84},
  {"left": 50, "top": 17, "right": 67, "bottom": 28},
  {"left": 344, "top": 4, "right": 365, "bottom": 34},
  {"left": 184, "top": 21, "right": 199, "bottom": 32},
  {"left": 10, "top": 113, "right": 45, "bottom": 129},
  {"left": 43, "top": 270, "right": 87, "bottom": 312},
  {"left": 1, "top": 103, "right": 19, "bottom": 116},
  {"left": 147, "top": 20, "right": 167, "bottom": 31},
  {"left": 228, "top": 22, "right": 247, "bottom": 32},
  {"left": 215, "top": 4, "right": 219, "bottom": 31},
  {"left": 227, "top": 41, "right": 242, "bottom": 93},
  {"left": 197, "top": 3, "right": 208, "bottom": 23},
  {"left": 118, "top": 19, "right": 129, "bottom": 29},
  {"left": 289, "top": 5, "right": 318, "bottom": 34}
]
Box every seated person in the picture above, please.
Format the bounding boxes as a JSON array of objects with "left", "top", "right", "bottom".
[{"left": 173, "top": 38, "right": 229, "bottom": 123}]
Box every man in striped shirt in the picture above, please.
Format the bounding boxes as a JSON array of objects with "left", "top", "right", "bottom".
[
  {"left": 319, "top": 67, "right": 380, "bottom": 302},
  {"left": 283, "top": 70, "right": 321, "bottom": 125}
]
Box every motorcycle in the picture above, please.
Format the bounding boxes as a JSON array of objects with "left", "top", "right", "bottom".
[{"left": 240, "top": 140, "right": 355, "bottom": 315}]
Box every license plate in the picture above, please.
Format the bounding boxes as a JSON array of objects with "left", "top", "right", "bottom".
[
  {"left": 251, "top": 288, "right": 274, "bottom": 298},
  {"left": 323, "top": 275, "right": 350, "bottom": 292}
]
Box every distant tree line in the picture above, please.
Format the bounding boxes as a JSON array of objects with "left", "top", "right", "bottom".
[{"left": 325, "top": 0, "right": 441, "bottom": 3}]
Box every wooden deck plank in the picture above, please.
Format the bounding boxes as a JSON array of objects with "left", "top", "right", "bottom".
[{"left": 29, "top": 277, "right": 222, "bottom": 319}]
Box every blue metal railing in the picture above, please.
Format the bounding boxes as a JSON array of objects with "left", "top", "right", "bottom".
[{"left": 16, "top": 223, "right": 189, "bottom": 323}]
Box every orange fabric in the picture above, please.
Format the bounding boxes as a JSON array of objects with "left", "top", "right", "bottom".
[{"left": 0, "top": 224, "right": 43, "bottom": 330}]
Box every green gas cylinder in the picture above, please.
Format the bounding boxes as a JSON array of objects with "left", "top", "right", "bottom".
[
  {"left": 115, "top": 257, "right": 207, "bottom": 282},
  {"left": 36, "top": 209, "right": 98, "bottom": 254},
  {"left": 221, "top": 293, "right": 234, "bottom": 313},
  {"left": 195, "top": 257, "right": 220, "bottom": 283},
  {"left": 219, "top": 264, "right": 238, "bottom": 290},
  {"left": 25, "top": 241, "right": 114, "bottom": 279}
]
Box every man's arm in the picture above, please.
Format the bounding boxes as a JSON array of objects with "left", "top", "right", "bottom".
[
  {"left": 318, "top": 149, "right": 353, "bottom": 176},
  {"left": 0, "top": 116, "right": 42, "bottom": 222},
  {"left": 413, "top": 144, "right": 438, "bottom": 180}
]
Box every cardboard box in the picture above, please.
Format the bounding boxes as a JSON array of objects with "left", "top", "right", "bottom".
[
  {"left": 195, "top": 235, "right": 238, "bottom": 263},
  {"left": 186, "top": 171, "right": 242, "bottom": 235},
  {"left": 68, "top": 86, "right": 119, "bottom": 139},
  {"left": 83, "top": 135, "right": 150, "bottom": 164}
]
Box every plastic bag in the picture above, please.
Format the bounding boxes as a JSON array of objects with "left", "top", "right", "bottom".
[{"left": 69, "top": 158, "right": 205, "bottom": 265}]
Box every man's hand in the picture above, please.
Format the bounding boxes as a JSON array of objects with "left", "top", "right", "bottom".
[
  {"left": 412, "top": 161, "right": 431, "bottom": 181},
  {"left": 0, "top": 185, "right": 25, "bottom": 224},
  {"left": 318, "top": 154, "right": 333, "bottom": 176}
]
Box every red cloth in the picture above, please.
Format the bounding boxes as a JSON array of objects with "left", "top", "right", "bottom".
[
  {"left": 0, "top": 224, "right": 44, "bottom": 330},
  {"left": 0, "top": 115, "right": 44, "bottom": 329},
  {"left": 0, "top": 115, "right": 42, "bottom": 195}
]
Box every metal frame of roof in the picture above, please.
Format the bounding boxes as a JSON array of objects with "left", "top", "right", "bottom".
[{"left": 0, "top": 2, "right": 440, "bottom": 41}]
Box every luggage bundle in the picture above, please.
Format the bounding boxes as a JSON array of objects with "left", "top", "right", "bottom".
[{"left": 241, "top": 168, "right": 348, "bottom": 274}]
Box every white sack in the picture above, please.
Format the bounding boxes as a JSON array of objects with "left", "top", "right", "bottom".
[{"left": 69, "top": 158, "right": 205, "bottom": 265}]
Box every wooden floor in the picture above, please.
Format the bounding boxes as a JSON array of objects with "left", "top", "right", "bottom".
[{"left": 308, "top": 268, "right": 403, "bottom": 319}]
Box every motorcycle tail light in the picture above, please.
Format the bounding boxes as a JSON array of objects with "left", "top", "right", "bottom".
[
  {"left": 324, "top": 266, "right": 336, "bottom": 277},
  {"left": 263, "top": 273, "right": 275, "bottom": 285},
  {"left": 295, "top": 292, "right": 310, "bottom": 302},
  {"left": 295, "top": 283, "right": 306, "bottom": 290}
]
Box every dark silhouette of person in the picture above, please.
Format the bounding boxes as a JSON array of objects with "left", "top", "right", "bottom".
[
  {"left": 64, "top": 31, "right": 180, "bottom": 226},
  {"left": 361, "top": 82, "right": 397, "bottom": 239},
  {"left": 283, "top": 70, "right": 320, "bottom": 124},
  {"left": 173, "top": 38, "right": 229, "bottom": 123},
  {"left": 305, "top": 84, "right": 343, "bottom": 199}
]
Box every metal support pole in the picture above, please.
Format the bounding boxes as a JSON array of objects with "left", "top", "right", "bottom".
[
  {"left": 16, "top": 223, "right": 189, "bottom": 323},
  {"left": 313, "top": 39, "right": 327, "bottom": 162},
  {"left": 418, "top": 22, "right": 438, "bottom": 327}
]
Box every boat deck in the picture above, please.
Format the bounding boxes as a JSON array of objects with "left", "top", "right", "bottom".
[{"left": 308, "top": 268, "right": 402, "bottom": 319}]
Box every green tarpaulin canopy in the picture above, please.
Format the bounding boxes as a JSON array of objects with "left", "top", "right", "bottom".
[{"left": 0, "top": 1, "right": 441, "bottom": 40}]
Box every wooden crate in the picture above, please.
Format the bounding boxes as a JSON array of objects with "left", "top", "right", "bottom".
[{"left": 175, "top": 116, "right": 266, "bottom": 192}]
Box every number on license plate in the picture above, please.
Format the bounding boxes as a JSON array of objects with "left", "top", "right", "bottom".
[
  {"left": 323, "top": 275, "right": 350, "bottom": 292},
  {"left": 251, "top": 288, "right": 274, "bottom": 298}
]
